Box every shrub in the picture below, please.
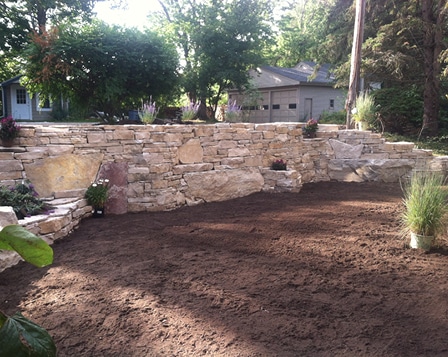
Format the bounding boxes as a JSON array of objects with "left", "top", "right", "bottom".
[{"left": 0, "top": 180, "right": 52, "bottom": 219}]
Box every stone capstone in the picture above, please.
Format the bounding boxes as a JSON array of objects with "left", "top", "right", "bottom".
[
  {"left": 329, "top": 139, "right": 364, "bottom": 159},
  {"left": 183, "top": 169, "right": 263, "bottom": 202},
  {"left": 24, "top": 153, "right": 104, "bottom": 198},
  {"left": 328, "top": 159, "right": 415, "bottom": 182}
]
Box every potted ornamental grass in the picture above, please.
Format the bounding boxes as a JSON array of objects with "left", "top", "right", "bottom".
[
  {"left": 0, "top": 116, "right": 21, "bottom": 147},
  {"left": 352, "top": 92, "right": 375, "bottom": 130},
  {"left": 85, "top": 178, "right": 110, "bottom": 217},
  {"left": 401, "top": 171, "right": 448, "bottom": 250}
]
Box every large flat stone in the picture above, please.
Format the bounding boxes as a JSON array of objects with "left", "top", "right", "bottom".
[{"left": 184, "top": 169, "right": 263, "bottom": 202}]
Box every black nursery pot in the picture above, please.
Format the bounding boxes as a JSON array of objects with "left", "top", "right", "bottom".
[{"left": 92, "top": 207, "right": 105, "bottom": 218}]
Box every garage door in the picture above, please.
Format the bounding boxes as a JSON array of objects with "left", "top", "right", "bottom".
[{"left": 271, "top": 90, "right": 297, "bottom": 122}]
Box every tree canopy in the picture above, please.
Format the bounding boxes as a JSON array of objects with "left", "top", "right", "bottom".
[
  {"left": 23, "top": 21, "right": 179, "bottom": 118},
  {"left": 154, "top": 0, "right": 274, "bottom": 117}
]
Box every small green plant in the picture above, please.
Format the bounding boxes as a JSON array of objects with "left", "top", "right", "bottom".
[
  {"left": 0, "top": 224, "right": 56, "bottom": 356},
  {"left": 271, "top": 159, "right": 287, "bottom": 171},
  {"left": 85, "top": 178, "right": 109, "bottom": 208},
  {"left": 181, "top": 102, "right": 200, "bottom": 121},
  {"left": 352, "top": 92, "right": 376, "bottom": 127},
  {"left": 0, "top": 116, "right": 21, "bottom": 141},
  {"left": 401, "top": 171, "right": 448, "bottom": 239},
  {"left": 138, "top": 97, "right": 158, "bottom": 124},
  {"left": 0, "top": 180, "right": 53, "bottom": 220}
]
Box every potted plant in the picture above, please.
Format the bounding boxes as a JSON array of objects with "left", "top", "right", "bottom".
[
  {"left": 352, "top": 92, "right": 375, "bottom": 130},
  {"left": 271, "top": 159, "right": 287, "bottom": 171},
  {"left": 0, "top": 116, "right": 21, "bottom": 147},
  {"left": 302, "top": 118, "right": 319, "bottom": 138},
  {"left": 85, "top": 178, "right": 110, "bottom": 217},
  {"left": 401, "top": 171, "right": 448, "bottom": 250}
]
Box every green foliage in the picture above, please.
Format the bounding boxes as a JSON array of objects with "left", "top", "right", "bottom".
[
  {"left": 152, "top": 0, "right": 273, "bottom": 114},
  {"left": 274, "top": 0, "right": 339, "bottom": 67},
  {"left": 85, "top": 179, "right": 109, "bottom": 208},
  {"left": 0, "top": 312, "right": 56, "bottom": 357},
  {"left": 0, "top": 224, "right": 55, "bottom": 357},
  {"left": 401, "top": 171, "right": 448, "bottom": 238},
  {"left": 319, "top": 110, "right": 346, "bottom": 124},
  {"left": 352, "top": 92, "right": 375, "bottom": 124},
  {"left": 372, "top": 86, "right": 423, "bottom": 134},
  {"left": 0, "top": 225, "right": 53, "bottom": 268},
  {"left": 0, "top": 180, "right": 52, "bottom": 220},
  {"left": 23, "top": 21, "right": 179, "bottom": 119}
]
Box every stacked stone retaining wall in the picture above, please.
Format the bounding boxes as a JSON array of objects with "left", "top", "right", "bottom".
[{"left": 0, "top": 122, "right": 445, "bottom": 271}]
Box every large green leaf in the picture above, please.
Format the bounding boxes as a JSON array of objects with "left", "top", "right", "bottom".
[
  {"left": 0, "top": 225, "right": 53, "bottom": 267},
  {"left": 0, "top": 312, "right": 56, "bottom": 357}
]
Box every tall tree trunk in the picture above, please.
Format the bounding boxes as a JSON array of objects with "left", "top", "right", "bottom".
[
  {"left": 421, "top": 0, "right": 447, "bottom": 136},
  {"left": 345, "top": 0, "right": 366, "bottom": 128}
]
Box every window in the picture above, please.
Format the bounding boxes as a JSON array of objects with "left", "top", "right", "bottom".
[
  {"left": 289, "top": 103, "right": 297, "bottom": 109},
  {"left": 36, "top": 94, "right": 52, "bottom": 111},
  {"left": 273, "top": 104, "right": 280, "bottom": 110},
  {"left": 262, "top": 105, "right": 269, "bottom": 110},
  {"left": 329, "top": 99, "right": 335, "bottom": 110},
  {"left": 16, "top": 89, "right": 26, "bottom": 104}
]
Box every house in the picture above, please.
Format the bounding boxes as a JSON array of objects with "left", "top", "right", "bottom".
[
  {"left": 1, "top": 75, "right": 66, "bottom": 121},
  {"left": 227, "top": 62, "right": 345, "bottom": 123}
]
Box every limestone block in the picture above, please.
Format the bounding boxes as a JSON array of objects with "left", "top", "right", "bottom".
[
  {"left": 24, "top": 153, "right": 103, "bottom": 198},
  {"left": 178, "top": 139, "right": 203, "bottom": 164},
  {"left": 0, "top": 251, "right": 22, "bottom": 273},
  {"left": 328, "top": 159, "right": 414, "bottom": 182},
  {"left": 184, "top": 168, "right": 263, "bottom": 202},
  {"left": 329, "top": 139, "right": 363, "bottom": 159},
  {"left": 0, "top": 206, "right": 18, "bottom": 229}
]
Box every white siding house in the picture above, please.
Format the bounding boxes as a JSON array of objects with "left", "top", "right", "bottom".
[{"left": 227, "top": 62, "right": 345, "bottom": 123}]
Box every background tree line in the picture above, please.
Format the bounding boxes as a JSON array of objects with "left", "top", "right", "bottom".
[{"left": 1, "top": 0, "right": 448, "bottom": 135}]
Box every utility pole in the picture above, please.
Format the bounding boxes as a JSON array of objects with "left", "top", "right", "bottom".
[{"left": 345, "top": 0, "right": 366, "bottom": 128}]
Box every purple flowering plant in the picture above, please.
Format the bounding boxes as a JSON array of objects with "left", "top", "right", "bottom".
[
  {"left": 225, "top": 100, "right": 242, "bottom": 122},
  {"left": 181, "top": 102, "right": 200, "bottom": 121},
  {"left": 0, "top": 116, "right": 21, "bottom": 140},
  {"left": 139, "top": 96, "right": 158, "bottom": 124}
]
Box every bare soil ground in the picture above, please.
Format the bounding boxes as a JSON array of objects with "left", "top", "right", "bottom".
[{"left": 1, "top": 181, "right": 448, "bottom": 357}]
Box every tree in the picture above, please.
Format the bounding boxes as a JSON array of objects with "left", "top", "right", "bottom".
[
  {"left": 23, "top": 21, "right": 179, "bottom": 118},
  {"left": 154, "top": 0, "right": 274, "bottom": 119},
  {"left": 0, "top": 0, "right": 99, "bottom": 83}
]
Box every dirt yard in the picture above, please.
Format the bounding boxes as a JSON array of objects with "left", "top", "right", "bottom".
[{"left": 1, "top": 181, "right": 448, "bottom": 357}]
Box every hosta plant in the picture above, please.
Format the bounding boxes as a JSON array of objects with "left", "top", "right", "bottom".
[{"left": 0, "top": 224, "right": 56, "bottom": 356}]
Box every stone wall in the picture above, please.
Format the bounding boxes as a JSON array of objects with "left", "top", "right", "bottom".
[{"left": 0, "top": 122, "right": 445, "bottom": 271}]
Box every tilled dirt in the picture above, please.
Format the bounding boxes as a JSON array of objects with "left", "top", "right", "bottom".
[{"left": 1, "top": 181, "right": 448, "bottom": 357}]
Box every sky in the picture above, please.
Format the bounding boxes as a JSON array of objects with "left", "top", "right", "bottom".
[{"left": 93, "top": 0, "right": 162, "bottom": 29}]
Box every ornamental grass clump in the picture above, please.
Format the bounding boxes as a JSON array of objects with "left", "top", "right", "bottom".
[
  {"left": 0, "top": 116, "right": 20, "bottom": 140},
  {"left": 352, "top": 92, "right": 375, "bottom": 127},
  {"left": 181, "top": 102, "right": 200, "bottom": 121},
  {"left": 85, "top": 179, "right": 109, "bottom": 208},
  {"left": 401, "top": 171, "right": 448, "bottom": 239},
  {"left": 139, "top": 97, "right": 158, "bottom": 124}
]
